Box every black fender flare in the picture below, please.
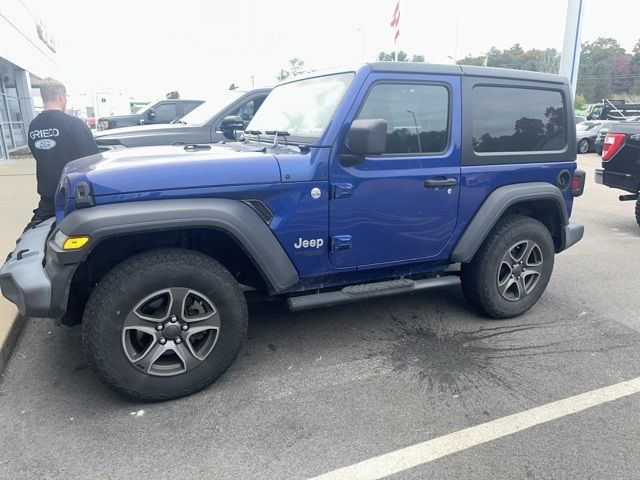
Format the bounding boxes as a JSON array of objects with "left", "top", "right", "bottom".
[
  {"left": 450, "top": 182, "right": 569, "bottom": 263},
  {"left": 49, "top": 198, "right": 300, "bottom": 293}
]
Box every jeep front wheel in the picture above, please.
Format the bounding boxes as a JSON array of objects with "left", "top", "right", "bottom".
[
  {"left": 461, "top": 215, "right": 555, "bottom": 319},
  {"left": 82, "top": 248, "right": 248, "bottom": 401}
]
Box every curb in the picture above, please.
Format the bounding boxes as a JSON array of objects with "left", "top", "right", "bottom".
[{"left": 0, "top": 311, "right": 25, "bottom": 375}]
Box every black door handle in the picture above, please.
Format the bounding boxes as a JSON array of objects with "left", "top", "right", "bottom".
[{"left": 424, "top": 178, "right": 458, "bottom": 188}]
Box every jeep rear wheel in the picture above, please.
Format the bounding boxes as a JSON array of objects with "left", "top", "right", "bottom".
[
  {"left": 82, "top": 248, "right": 248, "bottom": 401},
  {"left": 635, "top": 198, "right": 640, "bottom": 228},
  {"left": 461, "top": 215, "right": 555, "bottom": 319}
]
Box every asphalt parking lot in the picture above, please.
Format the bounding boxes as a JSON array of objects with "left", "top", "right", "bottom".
[{"left": 1, "top": 153, "right": 639, "bottom": 480}]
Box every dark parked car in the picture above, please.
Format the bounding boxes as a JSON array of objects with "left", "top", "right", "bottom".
[
  {"left": 576, "top": 121, "right": 606, "bottom": 154},
  {"left": 94, "top": 89, "right": 270, "bottom": 152},
  {"left": 595, "top": 124, "right": 640, "bottom": 228},
  {"left": 98, "top": 99, "right": 204, "bottom": 130},
  {"left": 593, "top": 116, "right": 640, "bottom": 155}
]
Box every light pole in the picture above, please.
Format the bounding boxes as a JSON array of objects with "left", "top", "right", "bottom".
[{"left": 407, "top": 110, "right": 422, "bottom": 152}]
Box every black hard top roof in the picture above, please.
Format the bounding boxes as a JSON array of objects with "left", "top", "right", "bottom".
[{"left": 368, "top": 62, "right": 567, "bottom": 84}]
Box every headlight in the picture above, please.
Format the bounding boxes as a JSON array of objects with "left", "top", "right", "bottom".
[{"left": 53, "top": 231, "right": 90, "bottom": 250}]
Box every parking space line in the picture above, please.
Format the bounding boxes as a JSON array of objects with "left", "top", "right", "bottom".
[{"left": 309, "top": 376, "right": 640, "bottom": 480}]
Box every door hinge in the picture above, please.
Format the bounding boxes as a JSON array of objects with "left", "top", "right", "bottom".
[
  {"left": 331, "top": 235, "right": 352, "bottom": 252},
  {"left": 332, "top": 183, "right": 354, "bottom": 199}
]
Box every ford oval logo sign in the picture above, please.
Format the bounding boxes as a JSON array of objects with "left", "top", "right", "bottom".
[{"left": 34, "top": 139, "right": 57, "bottom": 150}]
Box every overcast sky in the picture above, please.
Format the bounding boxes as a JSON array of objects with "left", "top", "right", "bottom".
[{"left": 28, "top": 0, "right": 640, "bottom": 101}]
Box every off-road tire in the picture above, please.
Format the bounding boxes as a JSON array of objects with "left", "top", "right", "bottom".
[
  {"left": 635, "top": 198, "right": 640, "bottom": 228},
  {"left": 577, "top": 138, "right": 590, "bottom": 154},
  {"left": 461, "top": 215, "right": 555, "bottom": 319},
  {"left": 82, "top": 248, "right": 248, "bottom": 402}
]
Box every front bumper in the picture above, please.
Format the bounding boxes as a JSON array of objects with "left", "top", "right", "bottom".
[
  {"left": 595, "top": 168, "right": 603, "bottom": 184},
  {"left": 0, "top": 219, "right": 56, "bottom": 317}
]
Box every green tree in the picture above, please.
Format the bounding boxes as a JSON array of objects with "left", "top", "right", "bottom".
[
  {"left": 276, "top": 69, "right": 290, "bottom": 82},
  {"left": 275, "top": 58, "right": 306, "bottom": 81},
  {"left": 376, "top": 51, "right": 425, "bottom": 62},
  {"left": 576, "top": 38, "right": 626, "bottom": 102}
]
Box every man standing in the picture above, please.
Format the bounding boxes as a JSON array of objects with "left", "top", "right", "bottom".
[{"left": 25, "top": 77, "right": 98, "bottom": 230}]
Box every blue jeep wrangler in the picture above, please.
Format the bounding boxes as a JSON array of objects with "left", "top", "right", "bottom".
[{"left": 1, "top": 63, "right": 585, "bottom": 401}]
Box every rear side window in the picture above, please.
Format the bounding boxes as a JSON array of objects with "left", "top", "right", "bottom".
[
  {"left": 357, "top": 83, "right": 449, "bottom": 155},
  {"left": 472, "top": 86, "right": 566, "bottom": 153}
]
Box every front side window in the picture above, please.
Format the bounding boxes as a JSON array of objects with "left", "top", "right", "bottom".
[
  {"left": 232, "top": 99, "right": 256, "bottom": 123},
  {"left": 246, "top": 73, "right": 354, "bottom": 142},
  {"left": 356, "top": 83, "right": 449, "bottom": 154},
  {"left": 153, "top": 103, "right": 177, "bottom": 121},
  {"left": 472, "top": 86, "right": 566, "bottom": 153}
]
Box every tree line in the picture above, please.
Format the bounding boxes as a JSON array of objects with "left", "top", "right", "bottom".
[
  {"left": 274, "top": 37, "right": 640, "bottom": 107},
  {"left": 457, "top": 38, "right": 640, "bottom": 105}
]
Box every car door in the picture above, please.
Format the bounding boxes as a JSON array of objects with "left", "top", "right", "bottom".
[{"left": 329, "top": 73, "right": 461, "bottom": 268}]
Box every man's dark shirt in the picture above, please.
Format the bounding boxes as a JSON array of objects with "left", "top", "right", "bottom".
[{"left": 28, "top": 110, "right": 99, "bottom": 198}]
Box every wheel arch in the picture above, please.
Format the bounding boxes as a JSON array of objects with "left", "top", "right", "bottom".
[
  {"left": 451, "top": 182, "right": 569, "bottom": 263},
  {"left": 50, "top": 199, "right": 299, "bottom": 324}
]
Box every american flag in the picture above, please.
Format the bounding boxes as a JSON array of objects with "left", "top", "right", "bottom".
[{"left": 390, "top": 1, "right": 400, "bottom": 44}]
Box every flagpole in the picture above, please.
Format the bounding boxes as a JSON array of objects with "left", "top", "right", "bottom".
[{"left": 390, "top": 1, "right": 400, "bottom": 61}]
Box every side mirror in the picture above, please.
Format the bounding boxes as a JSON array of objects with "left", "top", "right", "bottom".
[
  {"left": 340, "top": 119, "right": 387, "bottom": 166},
  {"left": 147, "top": 109, "right": 156, "bottom": 120},
  {"left": 220, "top": 115, "right": 245, "bottom": 132},
  {"left": 219, "top": 115, "right": 245, "bottom": 140}
]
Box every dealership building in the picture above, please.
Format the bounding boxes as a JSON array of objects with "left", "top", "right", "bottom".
[{"left": 0, "top": 0, "right": 59, "bottom": 160}]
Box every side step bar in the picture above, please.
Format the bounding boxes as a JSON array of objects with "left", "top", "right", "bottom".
[
  {"left": 619, "top": 194, "right": 639, "bottom": 202},
  {"left": 287, "top": 275, "right": 461, "bottom": 312}
]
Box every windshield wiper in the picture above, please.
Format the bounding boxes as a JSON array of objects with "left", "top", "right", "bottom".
[
  {"left": 243, "top": 130, "right": 263, "bottom": 143},
  {"left": 265, "top": 130, "right": 290, "bottom": 147}
]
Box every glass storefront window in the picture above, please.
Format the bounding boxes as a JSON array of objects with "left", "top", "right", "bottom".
[
  {"left": 7, "top": 97, "right": 22, "bottom": 122},
  {"left": 2, "top": 124, "right": 14, "bottom": 150},
  {"left": 1, "top": 74, "right": 28, "bottom": 152},
  {"left": 11, "top": 123, "right": 26, "bottom": 148},
  {"left": 0, "top": 100, "right": 7, "bottom": 123}
]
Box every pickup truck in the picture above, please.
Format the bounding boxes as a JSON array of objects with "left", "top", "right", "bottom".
[
  {"left": 98, "top": 99, "right": 204, "bottom": 130},
  {"left": 0, "top": 63, "right": 585, "bottom": 401},
  {"left": 595, "top": 124, "right": 640, "bottom": 227},
  {"left": 94, "top": 89, "right": 269, "bottom": 152}
]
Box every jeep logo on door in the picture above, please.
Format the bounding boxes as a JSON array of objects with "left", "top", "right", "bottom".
[{"left": 294, "top": 237, "right": 324, "bottom": 249}]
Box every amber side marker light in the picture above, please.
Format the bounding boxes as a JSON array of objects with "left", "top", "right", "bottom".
[
  {"left": 63, "top": 236, "right": 90, "bottom": 250},
  {"left": 54, "top": 231, "right": 90, "bottom": 250}
]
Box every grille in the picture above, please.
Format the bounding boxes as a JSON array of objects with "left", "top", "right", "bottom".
[{"left": 242, "top": 200, "right": 273, "bottom": 225}]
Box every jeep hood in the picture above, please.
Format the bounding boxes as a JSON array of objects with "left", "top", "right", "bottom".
[{"left": 63, "top": 144, "right": 281, "bottom": 197}]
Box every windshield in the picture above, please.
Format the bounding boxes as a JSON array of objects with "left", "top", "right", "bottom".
[
  {"left": 181, "top": 91, "right": 245, "bottom": 125},
  {"left": 246, "top": 72, "right": 355, "bottom": 142}
]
